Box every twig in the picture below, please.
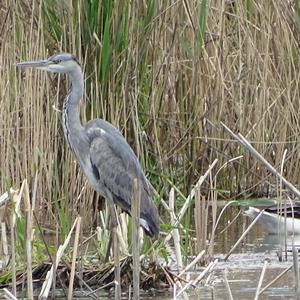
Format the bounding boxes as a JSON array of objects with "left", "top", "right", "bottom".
[
  {"left": 119, "top": 213, "right": 129, "bottom": 254},
  {"left": 178, "top": 250, "right": 205, "bottom": 277},
  {"left": 9, "top": 188, "right": 21, "bottom": 296},
  {"left": 86, "top": 280, "right": 115, "bottom": 295},
  {"left": 33, "top": 210, "right": 54, "bottom": 263},
  {"left": 194, "top": 187, "right": 207, "bottom": 255},
  {"left": 254, "top": 259, "right": 269, "bottom": 300},
  {"left": 175, "top": 282, "right": 190, "bottom": 300},
  {"left": 132, "top": 178, "right": 141, "bottom": 300},
  {"left": 24, "top": 179, "right": 33, "bottom": 300},
  {"left": 1, "top": 222, "right": 9, "bottom": 266},
  {"left": 31, "top": 172, "right": 38, "bottom": 211},
  {"left": 9, "top": 215, "right": 16, "bottom": 296},
  {"left": 78, "top": 231, "right": 97, "bottom": 247},
  {"left": 223, "top": 270, "right": 233, "bottom": 300},
  {"left": 62, "top": 259, "right": 96, "bottom": 298},
  {"left": 112, "top": 210, "right": 121, "bottom": 300},
  {"left": 192, "top": 259, "right": 218, "bottom": 286},
  {"left": 161, "top": 265, "right": 175, "bottom": 286},
  {"left": 224, "top": 209, "right": 265, "bottom": 261},
  {"left": 0, "top": 191, "right": 9, "bottom": 207},
  {"left": 209, "top": 171, "right": 217, "bottom": 258},
  {"left": 293, "top": 246, "right": 300, "bottom": 298},
  {"left": 221, "top": 123, "right": 300, "bottom": 198},
  {"left": 176, "top": 259, "right": 218, "bottom": 298},
  {"left": 169, "top": 187, "right": 183, "bottom": 271},
  {"left": 177, "top": 159, "right": 218, "bottom": 222},
  {"left": 67, "top": 216, "right": 82, "bottom": 300},
  {"left": 11, "top": 185, "right": 24, "bottom": 227},
  {"left": 39, "top": 217, "right": 79, "bottom": 299},
  {"left": 219, "top": 209, "right": 242, "bottom": 234},
  {"left": 164, "top": 160, "right": 218, "bottom": 243},
  {"left": 3, "top": 288, "right": 18, "bottom": 300},
  {"left": 259, "top": 264, "right": 292, "bottom": 295}
]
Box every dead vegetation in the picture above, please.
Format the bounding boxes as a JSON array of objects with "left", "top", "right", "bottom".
[{"left": 1, "top": 0, "right": 300, "bottom": 299}]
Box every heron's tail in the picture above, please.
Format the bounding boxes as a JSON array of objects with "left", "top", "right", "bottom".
[
  {"left": 140, "top": 212, "right": 159, "bottom": 237},
  {"left": 140, "top": 191, "right": 160, "bottom": 238}
]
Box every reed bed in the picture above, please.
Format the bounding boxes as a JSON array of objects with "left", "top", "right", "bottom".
[
  {"left": 1, "top": 0, "right": 300, "bottom": 228},
  {"left": 1, "top": 0, "right": 300, "bottom": 298}
]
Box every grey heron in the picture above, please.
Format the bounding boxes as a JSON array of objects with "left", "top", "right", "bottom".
[{"left": 16, "top": 53, "right": 160, "bottom": 237}]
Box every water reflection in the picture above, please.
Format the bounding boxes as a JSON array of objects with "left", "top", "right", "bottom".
[
  {"left": 214, "top": 207, "right": 300, "bottom": 253},
  {"left": 1, "top": 207, "right": 298, "bottom": 300},
  {"left": 263, "top": 233, "right": 300, "bottom": 249}
]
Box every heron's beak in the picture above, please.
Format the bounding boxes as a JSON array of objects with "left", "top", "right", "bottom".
[{"left": 15, "top": 59, "right": 50, "bottom": 70}]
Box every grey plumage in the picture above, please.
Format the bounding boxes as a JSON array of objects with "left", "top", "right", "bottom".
[{"left": 16, "top": 53, "right": 159, "bottom": 237}]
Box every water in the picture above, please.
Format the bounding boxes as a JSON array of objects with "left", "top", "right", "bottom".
[
  {"left": 193, "top": 212, "right": 298, "bottom": 300},
  {"left": 1, "top": 210, "right": 298, "bottom": 299},
  {"left": 182, "top": 211, "right": 298, "bottom": 300}
]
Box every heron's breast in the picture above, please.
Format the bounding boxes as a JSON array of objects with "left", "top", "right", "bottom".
[{"left": 64, "top": 136, "right": 106, "bottom": 196}]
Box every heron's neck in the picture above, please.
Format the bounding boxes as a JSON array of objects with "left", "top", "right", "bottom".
[
  {"left": 69, "top": 69, "right": 84, "bottom": 105},
  {"left": 62, "top": 70, "right": 84, "bottom": 149}
]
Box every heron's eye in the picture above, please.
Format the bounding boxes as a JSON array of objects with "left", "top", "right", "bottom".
[{"left": 53, "top": 59, "right": 62, "bottom": 64}]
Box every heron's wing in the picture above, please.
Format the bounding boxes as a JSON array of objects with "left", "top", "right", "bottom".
[
  {"left": 89, "top": 135, "right": 136, "bottom": 211},
  {"left": 86, "top": 120, "right": 159, "bottom": 236},
  {"left": 87, "top": 120, "right": 148, "bottom": 185}
]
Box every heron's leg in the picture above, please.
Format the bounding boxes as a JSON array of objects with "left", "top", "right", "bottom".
[
  {"left": 108, "top": 201, "right": 118, "bottom": 230},
  {"left": 104, "top": 201, "right": 118, "bottom": 262},
  {"left": 108, "top": 201, "right": 121, "bottom": 299},
  {"left": 104, "top": 202, "right": 120, "bottom": 263}
]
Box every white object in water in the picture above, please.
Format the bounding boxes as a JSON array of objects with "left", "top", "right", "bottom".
[{"left": 245, "top": 206, "right": 300, "bottom": 235}]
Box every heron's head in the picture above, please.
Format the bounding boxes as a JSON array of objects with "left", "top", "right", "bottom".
[{"left": 16, "top": 53, "right": 80, "bottom": 74}]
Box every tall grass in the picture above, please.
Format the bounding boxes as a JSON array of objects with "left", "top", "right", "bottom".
[{"left": 0, "top": 0, "right": 300, "bottom": 233}]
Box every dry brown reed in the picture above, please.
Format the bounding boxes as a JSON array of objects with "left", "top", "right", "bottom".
[
  {"left": 23, "top": 180, "right": 33, "bottom": 300},
  {"left": 3, "top": 288, "right": 18, "bottom": 300},
  {"left": 195, "top": 187, "right": 208, "bottom": 255},
  {"left": 176, "top": 258, "right": 218, "bottom": 298},
  {"left": 254, "top": 259, "right": 269, "bottom": 300},
  {"left": 132, "top": 179, "right": 141, "bottom": 300},
  {"left": 169, "top": 187, "right": 183, "bottom": 271},
  {"left": 293, "top": 246, "right": 300, "bottom": 298},
  {"left": 39, "top": 217, "right": 80, "bottom": 299},
  {"left": 258, "top": 264, "right": 293, "bottom": 295},
  {"left": 67, "top": 216, "right": 81, "bottom": 300},
  {"left": 1, "top": 1, "right": 300, "bottom": 296},
  {"left": 0, "top": 0, "right": 299, "bottom": 231},
  {"left": 224, "top": 207, "right": 265, "bottom": 261},
  {"left": 223, "top": 269, "right": 233, "bottom": 300},
  {"left": 112, "top": 212, "right": 121, "bottom": 300},
  {"left": 1, "top": 221, "right": 9, "bottom": 268}
]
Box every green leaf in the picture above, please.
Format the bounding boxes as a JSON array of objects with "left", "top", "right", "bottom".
[
  {"left": 196, "top": 0, "right": 207, "bottom": 54},
  {"left": 101, "top": 16, "right": 111, "bottom": 84}
]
